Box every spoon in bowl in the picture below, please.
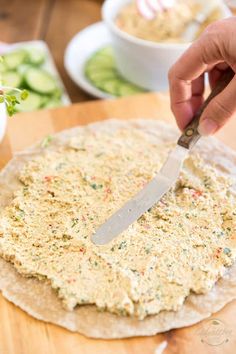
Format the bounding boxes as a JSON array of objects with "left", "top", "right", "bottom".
[{"left": 136, "top": 0, "right": 175, "bottom": 20}]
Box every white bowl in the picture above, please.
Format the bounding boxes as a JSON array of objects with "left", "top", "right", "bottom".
[
  {"left": 0, "top": 103, "right": 7, "bottom": 143},
  {"left": 102, "top": 0, "right": 231, "bottom": 91}
]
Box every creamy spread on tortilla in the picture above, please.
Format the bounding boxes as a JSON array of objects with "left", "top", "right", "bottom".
[
  {"left": 0, "top": 126, "right": 235, "bottom": 319},
  {"left": 116, "top": 0, "right": 222, "bottom": 43}
]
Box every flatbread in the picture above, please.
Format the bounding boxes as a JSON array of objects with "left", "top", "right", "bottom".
[{"left": 0, "top": 119, "right": 236, "bottom": 339}]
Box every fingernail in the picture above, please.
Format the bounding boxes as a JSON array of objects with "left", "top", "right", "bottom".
[{"left": 198, "top": 119, "right": 218, "bottom": 136}]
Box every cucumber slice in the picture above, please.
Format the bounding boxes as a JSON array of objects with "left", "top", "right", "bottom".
[
  {"left": 85, "top": 47, "right": 116, "bottom": 75},
  {"left": 2, "top": 71, "right": 22, "bottom": 87},
  {"left": 118, "top": 82, "right": 144, "bottom": 97},
  {"left": 86, "top": 69, "right": 119, "bottom": 83},
  {"left": 27, "top": 48, "right": 45, "bottom": 66},
  {"left": 97, "top": 80, "right": 119, "bottom": 95},
  {"left": 39, "top": 95, "right": 51, "bottom": 107},
  {"left": 16, "top": 91, "right": 42, "bottom": 112},
  {"left": 85, "top": 61, "right": 115, "bottom": 74},
  {"left": 88, "top": 56, "right": 115, "bottom": 67},
  {"left": 0, "top": 60, "right": 7, "bottom": 73},
  {"left": 4, "top": 50, "right": 28, "bottom": 70},
  {"left": 43, "top": 99, "right": 61, "bottom": 109},
  {"left": 24, "top": 68, "right": 58, "bottom": 94},
  {"left": 86, "top": 53, "right": 115, "bottom": 68},
  {"left": 51, "top": 88, "right": 62, "bottom": 100},
  {"left": 17, "top": 64, "right": 31, "bottom": 75}
]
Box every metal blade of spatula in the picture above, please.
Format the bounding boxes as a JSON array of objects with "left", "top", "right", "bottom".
[{"left": 92, "top": 68, "right": 235, "bottom": 245}]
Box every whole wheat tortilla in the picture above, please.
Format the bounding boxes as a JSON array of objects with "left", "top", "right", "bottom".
[{"left": 0, "top": 119, "right": 236, "bottom": 339}]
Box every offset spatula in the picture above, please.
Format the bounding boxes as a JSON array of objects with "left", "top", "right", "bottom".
[{"left": 92, "top": 69, "right": 235, "bottom": 245}]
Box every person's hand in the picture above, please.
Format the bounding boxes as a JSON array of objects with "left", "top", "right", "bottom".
[
  {"left": 168, "top": 17, "right": 236, "bottom": 136},
  {"left": 136, "top": 0, "right": 175, "bottom": 20}
]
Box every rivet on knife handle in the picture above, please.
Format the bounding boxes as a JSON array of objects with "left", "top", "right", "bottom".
[{"left": 178, "top": 68, "right": 235, "bottom": 150}]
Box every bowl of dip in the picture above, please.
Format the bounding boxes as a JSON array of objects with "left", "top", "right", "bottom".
[{"left": 102, "top": 0, "right": 232, "bottom": 91}]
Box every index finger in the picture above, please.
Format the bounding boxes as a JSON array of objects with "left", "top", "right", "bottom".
[{"left": 168, "top": 28, "right": 225, "bottom": 130}]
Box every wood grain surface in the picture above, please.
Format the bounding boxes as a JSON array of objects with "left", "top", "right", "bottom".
[{"left": 0, "top": 93, "right": 236, "bottom": 354}]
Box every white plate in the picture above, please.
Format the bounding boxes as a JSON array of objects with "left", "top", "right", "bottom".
[
  {"left": 0, "top": 40, "right": 71, "bottom": 106},
  {"left": 64, "top": 22, "right": 114, "bottom": 99},
  {"left": 0, "top": 40, "right": 71, "bottom": 143}
]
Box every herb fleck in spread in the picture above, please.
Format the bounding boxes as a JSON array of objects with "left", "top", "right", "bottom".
[{"left": 0, "top": 127, "right": 235, "bottom": 319}]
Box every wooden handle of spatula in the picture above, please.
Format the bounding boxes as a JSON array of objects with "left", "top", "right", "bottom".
[{"left": 178, "top": 68, "right": 235, "bottom": 149}]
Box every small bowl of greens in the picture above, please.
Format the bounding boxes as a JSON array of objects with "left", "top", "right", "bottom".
[{"left": 0, "top": 102, "right": 7, "bottom": 143}]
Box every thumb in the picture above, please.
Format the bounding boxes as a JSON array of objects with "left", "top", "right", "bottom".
[{"left": 198, "top": 75, "right": 236, "bottom": 136}]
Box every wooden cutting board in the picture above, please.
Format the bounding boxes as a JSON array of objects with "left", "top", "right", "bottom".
[{"left": 0, "top": 93, "right": 235, "bottom": 354}]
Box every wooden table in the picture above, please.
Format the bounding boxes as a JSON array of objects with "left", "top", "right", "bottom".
[
  {"left": 0, "top": 93, "right": 236, "bottom": 354},
  {"left": 0, "top": 0, "right": 104, "bottom": 103}
]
